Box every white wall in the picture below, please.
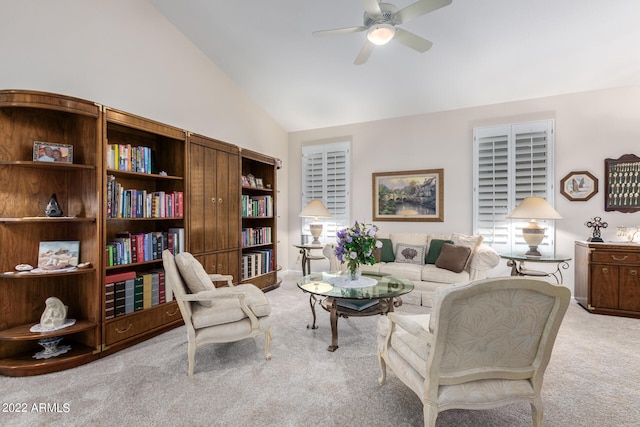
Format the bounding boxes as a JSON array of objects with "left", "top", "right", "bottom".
[
  {"left": 288, "top": 85, "right": 640, "bottom": 295},
  {"left": 0, "top": 0, "right": 290, "bottom": 270}
]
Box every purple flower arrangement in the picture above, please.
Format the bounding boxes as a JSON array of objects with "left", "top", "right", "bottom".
[{"left": 335, "top": 221, "right": 383, "bottom": 277}]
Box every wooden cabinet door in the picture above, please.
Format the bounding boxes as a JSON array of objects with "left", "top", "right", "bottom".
[
  {"left": 189, "top": 143, "right": 207, "bottom": 254},
  {"left": 590, "top": 264, "right": 619, "bottom": 309},
  {"left": 619, "top": 266, "right": 640, "bottom": 311},
  {"left": 196, "top": 251, "right": 240, "bottom": 284},
  {"left": 215, "top": 150, "right": 240, "bottom": 251}
]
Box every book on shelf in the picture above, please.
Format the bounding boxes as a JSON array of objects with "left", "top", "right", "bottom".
[{"left": 336, "top": 299, "right": 379, "bottom": 311}]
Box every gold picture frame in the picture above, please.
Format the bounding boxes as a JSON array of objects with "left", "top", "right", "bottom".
[{"left": 372, "top": 169, "right": 444, "bottom": 222}]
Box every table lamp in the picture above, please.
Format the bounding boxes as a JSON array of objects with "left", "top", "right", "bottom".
[
  {"left": 299, "top": 200, "right": 332, "bottom": 244},
  {"left": 508, "top": 196, "right": 562, "bottom": 257}
]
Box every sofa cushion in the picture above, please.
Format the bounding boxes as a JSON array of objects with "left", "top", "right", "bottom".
[
  {"left": 175, "top": 252, "right": 216, "bottom": 307},
  {"left": 421, "top": 264, "right": 470, "bottom": 284},
  {"left": 395, "top": 243, "right": 426, "bottom": 265},
  {"left": 435, "top": 243, "right": 471, "bottom": 273},
  {"left": 389, "top": 233, "right": 429, "bottom": 255},
  {"left": 426, "top": 239, "right": 454, "bottom": 264},
  {"left": 379, "top": 263, "right": 423, "bottom": 281},
  {"left": 451, "top": 233, "right": 484, "bottom": 271}
]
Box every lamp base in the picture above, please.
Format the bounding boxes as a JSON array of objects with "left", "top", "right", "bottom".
[
  {"left": 525, "top": 246, "right": 542, "bottom": 257},
  {"left": 309, "top": 223, "right": 323, "bottom": 245}
]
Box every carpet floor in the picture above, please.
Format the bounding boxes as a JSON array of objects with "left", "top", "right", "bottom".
[{"left": 1, "top": 274, "right": 640, "bottom": 426}]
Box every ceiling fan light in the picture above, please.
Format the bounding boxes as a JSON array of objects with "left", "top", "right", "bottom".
[{"left": 367, "top": 23, "right": 395, "bottom": 45}]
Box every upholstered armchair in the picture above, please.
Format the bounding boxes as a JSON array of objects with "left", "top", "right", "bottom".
[
  {"left": 377, "top": 277, "right": 570, "bottom": 426},
  {"left": 162, "top": 250, "right": 272, "bottom": 376}
]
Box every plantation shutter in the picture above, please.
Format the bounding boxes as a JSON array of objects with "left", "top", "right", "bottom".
[
  {"left": 301, "top": 141, "right": 350, "bottom": 243},
  {"left": 473, "top": 120, "right": 555, "bottom": 254}
]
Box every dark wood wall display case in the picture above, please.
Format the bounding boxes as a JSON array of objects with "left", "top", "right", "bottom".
[
  {"left": 605, "top": 153, "right": 640, "bottom": 213},
  {"left": 0, "top": 90, "right": 278, "bottom": 376}
]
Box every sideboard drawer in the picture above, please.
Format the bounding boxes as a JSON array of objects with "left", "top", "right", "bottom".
[
  {"left": 104, "top": 302, "right": 182, "bottom": 345},
  {"left": 592, "top": 251, "right": 640, "bottom": 265}
]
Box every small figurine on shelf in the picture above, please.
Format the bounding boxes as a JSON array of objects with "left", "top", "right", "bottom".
[
  {"left": 45, "top": 193, "right": 63, "bottom": 217},
  {"left": 585, "top": 216, "right": 608, "bottom": 242}
]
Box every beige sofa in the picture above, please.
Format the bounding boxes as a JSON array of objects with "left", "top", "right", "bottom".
[{"left": 357, "top": 232, "right": 500, "bottom": 307}]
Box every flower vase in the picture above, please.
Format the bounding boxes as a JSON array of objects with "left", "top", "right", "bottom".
[{"left": 348, "top": 264, "right": 362, "bottom": 281}]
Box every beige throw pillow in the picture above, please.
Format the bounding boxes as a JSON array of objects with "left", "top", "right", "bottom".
[
  {"left": 175, "top": 252, "right": 216, "bottom": 307},
  {"left": 435, "top": 243, "right": 472, "bottom": 273}
]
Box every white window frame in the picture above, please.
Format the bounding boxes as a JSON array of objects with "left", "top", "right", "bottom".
[
  {"left": 473, "top": 120, "right": 556, "bottom": 255},
  {"left": 301, "top": 141, "right": 351, "bottom": 244}
]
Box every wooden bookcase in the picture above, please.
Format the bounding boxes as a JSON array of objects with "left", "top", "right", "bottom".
[
  {"left": 0, "top": 90, "right": 278, "bottom": 375},
  {"left": 187, "top": 134, "right": 241, "bottom": 282},
  {"left": 240, "top": 149, "right": 280, "bottom": 291},
  {"left": 0, "top": 90, "right": 102, "bottom": 376},
  {"left": 101, "top": 108, "right": 186, "bottom": 354}
]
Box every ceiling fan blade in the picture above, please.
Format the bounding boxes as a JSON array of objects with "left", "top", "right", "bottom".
[
  {"left": 394, "top": 0, "right": 452, "bottom": 24},
  {"left": 393, "top": 28, "right": 433, "bottom": 53},
  {"left": 363, "top": 0, "right": 382, "bottom": 17},
  {"left": 354, "top": 41, "right": 375, "bottom": 65},
  {"left": 313, "top": 26, "right": 367, "bottom": 36}
]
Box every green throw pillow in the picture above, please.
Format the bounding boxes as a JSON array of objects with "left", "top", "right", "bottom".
[
  {"left": 426, "top": 239, "right": 454, "bottom": 264},
  {"left": 379, "top": 238, "right": 395, "bottom": 262}
]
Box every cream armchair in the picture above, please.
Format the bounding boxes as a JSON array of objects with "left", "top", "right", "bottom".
[
  {"left": 162, "top": 250, "right": 272, "bottom": 376},
  {"left": 377, "top": 277, "right": 570, "bottom": 426}
]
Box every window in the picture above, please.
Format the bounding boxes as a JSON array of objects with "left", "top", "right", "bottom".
[
  {"left": 473, "top": 120, "right": 556, "bottom": 254},
  {"left": 301, "top": 141, "right": 350, "bottom": 244}
]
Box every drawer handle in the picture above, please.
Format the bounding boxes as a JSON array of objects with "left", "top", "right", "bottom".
[
  {"left": 602, "top": 268, "right": 609, "bottom": 274},
  {"left": 210, "top": 265, "right": 216, "bottom": 271},
  {"left": 611, "top": 255, "right": 628, "bottom": 261},
  {"left": 218, "top": 263, "right": 223, "bottom": 270},
  {"left": 211, "top": 198, "right": 216, "bottom": 204},
  {"left": 166, "top": 308, "right": 180, "bottom": 316},
  {"left": 218, "top": 198, "right": 223, "bottom": 203},
  {"left": 115, "top": 323, "right": 132, "bottom": 334},
  {"left": 631, "top": 270, "right": 638, "bottom": 276}
]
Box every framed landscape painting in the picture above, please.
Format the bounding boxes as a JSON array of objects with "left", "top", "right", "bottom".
[{"left": 372, "top": 169, "right": 444, "bottom": 222}]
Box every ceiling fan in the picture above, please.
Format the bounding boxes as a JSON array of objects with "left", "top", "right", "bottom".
[{"left": 313, "top": 0, "right": 452, "bottom": 65}]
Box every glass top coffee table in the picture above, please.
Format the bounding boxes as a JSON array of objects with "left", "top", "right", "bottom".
[{"left": 297, "top": 272, "right": 414, "bottom": 352}]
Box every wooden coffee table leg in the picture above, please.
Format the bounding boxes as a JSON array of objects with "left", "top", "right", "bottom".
[{"left": 327, "top": 298, "right": 339, "bottom": 352}]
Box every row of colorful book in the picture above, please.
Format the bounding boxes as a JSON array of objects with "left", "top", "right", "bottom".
[
  {"left": 107, "top": 175, "right": 184, "bottom": 218},
  {"left": 241, "top": 195, "right": 273, "bottom": 217},
  {"left": 106, "top": 228, "right": 184, "bottom": 266},
  {"left": 241, "top": 249, "right": 273, "bottom": 280},
  {"left": 241, "top": 227, "right": 272, "bottom": 247},
  {"left": 106, "top": 144, "right": 155, "bottom": 174},
  {"left": 105, "top": 269, "right": 171, "bottom": 319}
]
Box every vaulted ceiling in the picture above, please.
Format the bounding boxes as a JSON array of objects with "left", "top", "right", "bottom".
[{"left": 150, "top": 0, "right": 640, "bottom": 132}]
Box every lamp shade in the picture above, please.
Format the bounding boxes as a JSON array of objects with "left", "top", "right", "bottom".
[
  {"left": 508, "top": 196, "right": 562, "bottom": 220},
  {"left": 508, "top": 196, "right": 561, "bottom": 257},
  {"left": 299, "top": 200, "right": 332, "bottom": 219}
]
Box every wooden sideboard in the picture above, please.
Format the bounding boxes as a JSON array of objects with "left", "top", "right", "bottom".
[{"left": 574, "top": 241, "right": 640, "bottom": 318}]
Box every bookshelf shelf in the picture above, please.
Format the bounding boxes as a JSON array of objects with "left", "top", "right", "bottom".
[
  {"left": 0, "top": 268, "right": 96, "bottom": 279},
  {"left": 0, "top": 320, "right": 97, "bottom": 341}
]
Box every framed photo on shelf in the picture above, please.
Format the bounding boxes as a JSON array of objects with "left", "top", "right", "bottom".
[
  {"left": 255, "top": 178, "right": 264, "bottom": 188},
  {"left": 33, "top": 141, "right": 73, "bottom": 164},
  {"left": 560, "top": 170, "right": 598, "bottom": 201},
  {"left": 372, "top": 169, "right": 444, "bottom": 222},
  {"left": 247, "top": 174, "right": 257, "bottom": 188},
  {"left": 37, "top": 241, "right": 80, "bottom": 270},
  {"left": 241, "top": 175, "right": 250, "bottom": 188}
]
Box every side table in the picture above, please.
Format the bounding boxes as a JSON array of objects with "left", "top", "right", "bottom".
[
  {"left": 293, "top": 244, "right": 326, "bottom": 276},
  {"left": 499, "top": 253, "right": 571, "bottom": 284}
]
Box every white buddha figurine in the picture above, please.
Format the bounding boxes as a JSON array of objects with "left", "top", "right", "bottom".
[{"left": 40, "top": 297, "right": 67, "bottom": 329}]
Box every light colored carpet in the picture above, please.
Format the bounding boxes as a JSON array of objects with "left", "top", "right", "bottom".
[{"left": 2, "top": 274, "right": 640, "bottom": 426}]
